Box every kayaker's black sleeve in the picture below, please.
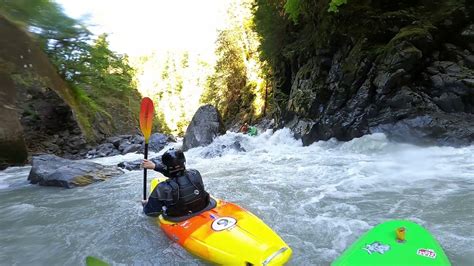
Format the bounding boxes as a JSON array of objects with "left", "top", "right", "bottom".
[
  {"left": 143, "top": 186, "right": 164, "bottom": 217},
  {"left": 143, "top": 182, "right": 175, "bottom": 217},
  {"left": 153, "top": 163, "right": 169, "bottom": 176}
]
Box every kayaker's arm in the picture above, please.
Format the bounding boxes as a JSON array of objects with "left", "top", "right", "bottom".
[
  {"left": 153, "top": 163, "right": 168, "bottom": 175},
  {"left": 143, "top": 188, "right": 164, "bottom": 217},
  {"left": 143, "top": 159, "right": 170, "bottom": 176}
]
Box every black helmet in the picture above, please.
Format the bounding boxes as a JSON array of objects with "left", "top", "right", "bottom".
[{"left": 162, "top": 148, "right": 186, "bottom": 172}]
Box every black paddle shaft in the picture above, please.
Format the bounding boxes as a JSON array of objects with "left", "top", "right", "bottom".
[{"left": 143, "top": 143, "right": 148, "bottom": 200}]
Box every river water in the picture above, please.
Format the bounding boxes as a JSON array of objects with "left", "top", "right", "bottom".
[{"left": 1, "top": 129, "right": 473, "bottom": 265}]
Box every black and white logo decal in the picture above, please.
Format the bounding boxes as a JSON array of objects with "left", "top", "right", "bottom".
[{"left": 211, "top": 217, "right": 237, "bottom": 231}]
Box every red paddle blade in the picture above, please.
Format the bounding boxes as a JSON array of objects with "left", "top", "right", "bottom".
[{"left": 139, "top": 97, "right": 154, "bottom": 143}]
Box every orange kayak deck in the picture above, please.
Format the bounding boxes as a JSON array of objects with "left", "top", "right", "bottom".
[{"left": 152, "top": 178, "right": 291, "bottom": 265}]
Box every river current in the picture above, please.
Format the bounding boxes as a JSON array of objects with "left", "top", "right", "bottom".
[{"left": 1, "top": 129, "right": 473, "bottom": 265}]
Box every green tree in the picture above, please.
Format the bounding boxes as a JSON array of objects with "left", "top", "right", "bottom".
[
  {"left": 202, "top": 29, "right": 249, "bottom": 123},
  {"left": 86, "top": 34, "right": 136, "bottom": 94},
  {"left": 328, "top": 0, "right": 348, "bottom": 12},
  {"left": 252, "top": 0, "right": 292, "bottom": 71},
  {"left": 0, "top": 0, "right": 141, "bottom": 137},
  {"left": 201, "top": 0, "right": 268, "bottom": 125},
  {"left": 284, "top": 0, "right": 301, "bottom": 23}
]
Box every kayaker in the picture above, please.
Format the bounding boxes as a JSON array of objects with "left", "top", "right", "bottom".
[
  {"left": 141, "top": 148, "right": 210, "bottom": 218},
  {"left": 239, "top": 122, "right": 249, "bottom": 133},
  {"left": 247, "top": 126, "right": 258, "bottom": 136}
]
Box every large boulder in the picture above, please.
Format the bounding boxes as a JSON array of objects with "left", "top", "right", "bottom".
[
  {"left": 28, "top": 154, "right": 124, "bottom": 188},
  {"left": 182, "top": 105, "right": 226, "bottom": 151}
]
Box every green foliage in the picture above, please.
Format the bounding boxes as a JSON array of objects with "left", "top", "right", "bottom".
[
  {"left": 0, "top": 0, "right": 135, "bottom": 95},
  {"left": 252, "top": 0, "right": 291, "bottom": 71},
  {"left": 0, "top": 0, "right": 88, "bottom": 40},
  {"left": 0, "top": 0, "right": 141, "bottom": 138},
  {"left": 132, "top": 51, "right": 209, "bottom": 136},
  {"left": 154, "top": 109, "right": 172, "bottom": 134},
  {"left": 284, "top": 0, "right": 302, "bottom": 23},
  {"left": 328, "top": 0, "right": 348, "bottom": 12},
  {"left": 201, "top": 29, "right": 248, "bottom": 122},
  {"left": 181, "top": 52, "right": 189, "bottom": 68},
  {"left": 202, "top": 0, "right": 267, "bottom": 124},
  {"left": 84, "top": 34, "right": 136, "bottom": 94}
]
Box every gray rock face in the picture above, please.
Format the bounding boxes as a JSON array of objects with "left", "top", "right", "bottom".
[
  {"left": 279, "top": 18, "right": 474, "bottom": 146},
  {"left": 0, "top": 15, "right": 90, "bottom": 163},
  {"left": 28, "top": 154, "right": 124, "bottom": 188},
  {"left": 182, "top": 105, "right": 226, "bottom": 151}
]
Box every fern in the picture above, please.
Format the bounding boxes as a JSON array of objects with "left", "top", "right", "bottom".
[
  {"left": 284, "top": 0, "right": 301, "bottom": 23},
  {"left": 328, "top": 0, "right": 348, "bottom": 12}
]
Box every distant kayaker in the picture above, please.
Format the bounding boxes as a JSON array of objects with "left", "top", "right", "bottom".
[
  {"left": 239, "top": 122, "right": 249, "bottom": 133},
  {"left": 141, "top": 148, "right": 210, "bottom": 218},
  {"left": 247, "top": 126, "right": 258, "bottom": 136}
]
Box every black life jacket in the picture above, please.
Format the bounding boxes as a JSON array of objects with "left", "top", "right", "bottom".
[{"left": 163, "top": 169, "right": 209, "bottom": 217}]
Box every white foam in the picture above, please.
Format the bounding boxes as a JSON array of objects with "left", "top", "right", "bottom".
[{"left": 1, "top": 128, "right": 473, "bottom": 265}]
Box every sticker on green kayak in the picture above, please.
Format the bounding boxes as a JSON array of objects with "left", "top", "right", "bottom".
[
  {"left": 363, "top": 242, "right": 391, "bottom": 255},
  {"left": 417, "top": 248, "right": 437, "bottom": 259}
]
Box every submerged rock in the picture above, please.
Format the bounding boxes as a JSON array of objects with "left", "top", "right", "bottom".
[
  {"left": 201, "top": 141, "right": 246, "bottom": 158},
  {"left": 28, "top": 154, "right": 124, "bottom": 188}
]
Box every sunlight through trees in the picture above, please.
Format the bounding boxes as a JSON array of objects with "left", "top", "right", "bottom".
[{"left": 201, "top": 0, "right": 268, "bottom": 126}]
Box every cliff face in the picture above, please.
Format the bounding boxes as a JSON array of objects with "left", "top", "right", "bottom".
[
  {"left": 0, "top": 15, "right": 140, "bottom": 166},
  {"left": 272, "top": 0, "right": 474, "bottom": 146},
  {"left": 0, "top": 15, "right": 87, "bottom": 166}
]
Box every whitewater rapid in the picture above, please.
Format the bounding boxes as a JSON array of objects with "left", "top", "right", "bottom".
[{"left": 1, "top": 129, "right": 473, "bottom": 265}]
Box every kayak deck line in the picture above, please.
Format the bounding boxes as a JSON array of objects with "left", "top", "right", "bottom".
[{"left": 263, "top": 247, "right": 290, "bottom": 266}]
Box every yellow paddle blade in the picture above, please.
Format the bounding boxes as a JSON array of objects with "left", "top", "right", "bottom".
[{"left": 139, "top": 97, "right": 154, "bottom": 143}]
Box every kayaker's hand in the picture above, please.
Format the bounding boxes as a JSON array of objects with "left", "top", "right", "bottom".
[
  {"left": 142, "top": 159, "right": 155, "bottom": 170},
  {"left": 141, "top": 200, "right": 148, "bottom": 206}
]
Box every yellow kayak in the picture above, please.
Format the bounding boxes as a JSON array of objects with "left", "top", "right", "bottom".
[{"left": 151, "top": 177, "right": 292, "bottom": 265}]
